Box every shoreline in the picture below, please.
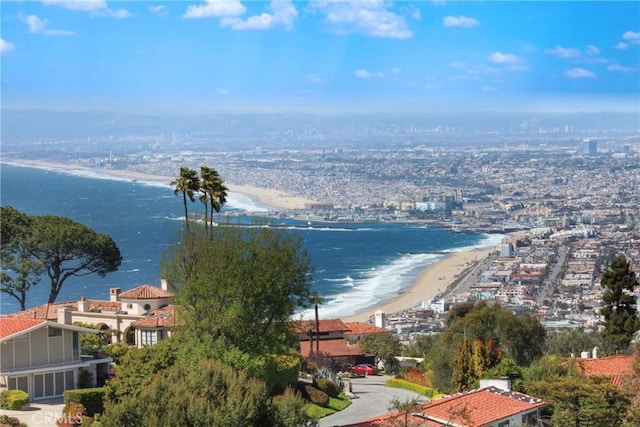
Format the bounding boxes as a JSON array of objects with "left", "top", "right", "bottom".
[
  {"left": 2, "top": 158, "right": 521, "bottom": 323},
  {"left": 342, "top": 247, "right": 496, "bottom": 323},
  {"left": 1, "top": 158, "right": 319, "bottom": 211}
]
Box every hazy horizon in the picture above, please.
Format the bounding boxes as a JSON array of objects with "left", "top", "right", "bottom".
[{"left": 1, "top": 1, "right": 638, "bottom": 115}]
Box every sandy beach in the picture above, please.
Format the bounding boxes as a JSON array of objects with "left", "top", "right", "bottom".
[
  {"left": 4, "top": 157, "right": 517, "bottom": 322},
  {"left": 343, "top": 247, "right": 496, "bottom": 322},
  {"left": 2, "top": 158, "right": 319, "bottom": 211}
]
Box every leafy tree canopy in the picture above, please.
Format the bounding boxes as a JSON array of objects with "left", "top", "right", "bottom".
[
  {"left": 0, "top": 207, "right": 121, "bottom": 307},
  {"left": 443, "top": 302, "right": 546, "bottom": 366},
  {"left": 359, "top": 333, "right": 402, "bottom": 370},
  {"left": 161, "top": 225, "right": 313, "bottom": 356}
]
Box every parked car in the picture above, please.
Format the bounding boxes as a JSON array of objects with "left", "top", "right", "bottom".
[{"left": 350, "top": 363, "right": 378, "bottom": 376}]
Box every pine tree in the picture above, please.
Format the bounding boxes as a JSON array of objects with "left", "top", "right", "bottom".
[
  {"left": 600, "top": 256, "right": 640, "bottom": 354},
  {"left": 452, "top": 338, "right": 476, "bottom": 392}
]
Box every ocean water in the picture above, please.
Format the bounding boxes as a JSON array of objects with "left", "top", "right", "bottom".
[{"left": 0, "top": 163, "right": 500, "bottom": 318}]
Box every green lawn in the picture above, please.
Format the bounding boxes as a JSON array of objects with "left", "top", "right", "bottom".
[{"left": 303, "top": 394, "right": 351, "bottom": 419}]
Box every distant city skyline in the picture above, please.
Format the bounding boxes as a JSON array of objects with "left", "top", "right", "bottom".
[{"left": 1, "top": 0, "right": 639, "bottom": 114}]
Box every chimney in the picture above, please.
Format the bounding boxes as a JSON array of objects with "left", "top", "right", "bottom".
[
  {"left": 480, "top": 377, "right": 512, "bottom": 391},
  {"left": 78, "top": 296, "right": 89, "bottom": 312},
  {"left": 57, "top": 307, "right": 72, "bottom": 325},
  {"left": 160, "top": 279, "right": 168, "bottom": 291},
  {"left": 580, "top": 351, "right": 590, "bottom": 359},
  {"left": 110, "top": 287, "right": 121, "bottom": 302}
]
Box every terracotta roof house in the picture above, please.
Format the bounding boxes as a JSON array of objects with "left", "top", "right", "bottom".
[
  {"left": 0, "top": 309, "right": 112, "bottom": 401},
  {"left": 294, "top": 319, "right": 373, "bottom": 368},
  {"left": 10, "top": 280, "right": 175, "bottom": 348},
  {"left": 353, "top": 380, "right": 546, "bottom": 427},
  {"left": 344, "top": 322, "right": 391, "bottom": 341},
  {"left": 573, "top": 354, "right": 635, "bottom": 388}
]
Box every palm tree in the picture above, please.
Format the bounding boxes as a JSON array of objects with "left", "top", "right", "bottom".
[
  {"left": 171, "top": 167, "right": 200, "bottom": 231},
  {"left": 200, "top": 166, "right": 228, "bottom": 232},
  {"left": 309, "top": 293, "right": 324, "bottom": 363}
]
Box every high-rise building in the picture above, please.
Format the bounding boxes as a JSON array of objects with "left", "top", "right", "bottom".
[{"left": 582, "top": 139, "right": 597, "bottom": 156}]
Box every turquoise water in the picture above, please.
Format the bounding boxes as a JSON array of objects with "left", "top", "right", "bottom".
[{"left": 0, "top": 163, "right": 499, "bottom": 317}]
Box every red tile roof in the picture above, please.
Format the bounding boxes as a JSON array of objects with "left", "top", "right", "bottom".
[
  {"left": 344, "top": 322, "right": 391, "bottom": 336},
  {"left": 293, "top": 318, "right": 350, "bottom": 334},
  {"left": 355, "top": 387, "right": 546, "bottom": 427},
  {"left": 416, "top": 387, "right": 546, "bottom": 426},
  {"left": 131, "top": 305, "right": 175, "bottom": 328},
  {"left": 11, "top": 300, "right": 122, "bottom": 319},
  {"left": 119, "top": 285, "right": 173, "bottom": 300},
  {"left": 299, "top": 338, "right": 364, "bottom": 358},
  {"left": 575, "top": 355, "right": 634, "bottom": 388},
  {"left": 0, "top": 317, "right": 46, "bottom": 339}
]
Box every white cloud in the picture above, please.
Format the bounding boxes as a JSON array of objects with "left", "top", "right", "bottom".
[
  {"left": 216, "top": 88, "right": 231, "bottom": 96},
  {"left": 545, "top": 45, "right": 581, "bottom": 58},
  {"left": 43, "top": 0, "right": 129, "bottom": 18},
  {"left": 565, "top": 67, "right": 596, "bottom": 78},
  {"left": 183, "top": 0, "right": 245, "bottom": 19},
  {"left": 615, "top": 42, "right": 628, "bottom": 50},
  {"left": 24, "top": 14, "right": 75, "bottom": 36},
  {"left": 26, "top": 14, "right": 47, "bottom": 33},
  {"left": 149, "top": 5, "right": 168, "bottom": 17},
  {"left": 488, "top": 52, "right": 522, "bottom": 65},
  {"left": 43, "top": 0, "right": 107, "bottom": 11},
  {"left": 355, "top": 69, "right": 384, "bottom": 79},
  {"left": 391, "top": 67, "right": 400, "bottom": 75},
  {"left": 221, "top": 0, "right": 297, "bottom": 30},
  {"left": 107, "top": 9, "right": 131, "bottom": 19},
  {"left": 443, "top": 15, "right": 479, "bottom": 28},
  {"left": 622, "top": 30, "right": 640, "bottom": 42},
  {"left": 585, "top": 45, "right": 600, "bottom": 55},
  {"left": 615, "top": 30, "right": 640, "bottom": 49},
  {"left": 0, "top": 38, "right": 15, "bottom": 54},
  {"left": 607, "top": 64, "right": 633, "bottom": 73},
  {"left": 309, "top": 1, "right": 412, "bottom": 39}
]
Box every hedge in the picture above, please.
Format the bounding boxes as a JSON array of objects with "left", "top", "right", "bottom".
[
  {"left": 0, "top": 390, "right": 29, "bottom": 410},
  {"left": 63, "top": 387, "right": 105, "bottom": 417},
  {"left": 385, "top": 378, "right": 437, "bottom": 398}
]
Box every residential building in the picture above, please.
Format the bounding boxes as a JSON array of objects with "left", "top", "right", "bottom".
[
  {"left": 11, "top": 281, "right": 175, "bottom": 348},
  {"left": 0, "top": 309, "right": 112, "bottom": 400}
]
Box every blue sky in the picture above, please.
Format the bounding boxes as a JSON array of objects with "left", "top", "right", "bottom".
[{"left": 1, "top": 1, "right": 639, "bottom": 114}]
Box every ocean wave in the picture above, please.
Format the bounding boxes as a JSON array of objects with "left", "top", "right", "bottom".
[{"left": 297, "top": 252, "right": 443, "bottom": 319}]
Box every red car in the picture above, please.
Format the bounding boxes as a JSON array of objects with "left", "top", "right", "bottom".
[{"left": 350, "top": 364, "right": 378, "bottom": 376}]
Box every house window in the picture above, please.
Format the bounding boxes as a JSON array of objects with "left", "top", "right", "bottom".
[
  {"left": 522, "top": 412, "right": 538, "bottom": 426},
  {"left": 140, "top": 330, "right": 157, "bottom": 346},
  {"left": 498, "top": 421, "right": 510, "bottom": 427},
  {"left": 143, "top": 304, "right": 151, "bottom": 311},
  {"left": 48, "top": 327, "right": 62, "bottom": 337}
]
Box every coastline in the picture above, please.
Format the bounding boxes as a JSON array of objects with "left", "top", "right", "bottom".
[
  {"left": 1, "top": 158, "right": 319, "bottom": 211},
  {"left": 2, "top": 158, "right": 519, "bottom": 323},
  {"left": 342, "top": 247, "right": 495, "bottom": 323}
]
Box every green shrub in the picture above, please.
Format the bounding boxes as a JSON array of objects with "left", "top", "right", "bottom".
[
  {"left": 312, "top": 367, "right": 344, "bottom": 397},
  {"left": 0, "top": 390, "right": 29, "bottom": 410},
  {"left": 271, "top": 386, "right": 315, "bottom": 427},
  {"left": 0, "top": 414, "right": 28, "bottom": 426},
  {"left": 303, "top": 384, "right": 329, "bottom": 407},
  {"left": 63, "top": 387, "right": 105, "bottom": 417},
  {"left": 313, "top": 378, "right": 339, "bottom": 398},
  {"left": 385, "top": 378, "right": 437, "bottom": 398},
  {"left": 77, "top": 369, "right": 93, "bottom": 389}
]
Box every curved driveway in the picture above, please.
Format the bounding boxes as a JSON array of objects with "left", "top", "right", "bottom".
[{"left": 319, "top": 375, "right": 428, "bottom": 427}]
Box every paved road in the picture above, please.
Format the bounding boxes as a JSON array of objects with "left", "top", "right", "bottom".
[
  {"left": 318, "top": 375, "right": 428, "bottom": 427},
  {"left": 1, "top": 398, "right": 64, "bottom": 427}
]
